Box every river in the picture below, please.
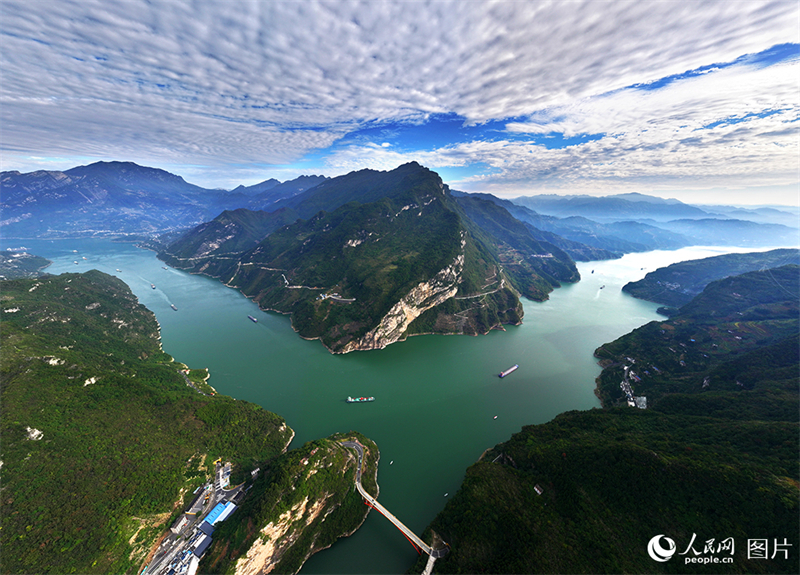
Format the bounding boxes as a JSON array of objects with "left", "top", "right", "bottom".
[{"left": 3, "top": 239, "right": 783, "bottom": 573}]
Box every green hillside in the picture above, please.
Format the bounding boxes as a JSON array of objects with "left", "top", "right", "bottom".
[
  {"left": 160, "top": 163, "right": 578, "bottom": 353},
  {"left": 596, "top": 265, "right": 799, "bottom": 408},
  {"left": 410, "top": 265, "right": 799, "bottom": 574},
  {"left": 201, "top": 432, "right": 379, "bottom": 574},
  {"left": 413, "top": 408, "right": 797, "bottom": 574},
  {"left": 0, "top": 251, "right": 51, "bottom": 279},
  {"left": 158, "top": 207, "right": 300, "bottom": 269},
  {"left": 0, "top": 271, "right": 294, "bottom": 574},
  {"left": 622, "top": 249, "right": 800, "bottom": 310}
]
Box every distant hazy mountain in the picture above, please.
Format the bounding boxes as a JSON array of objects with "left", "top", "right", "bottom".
[
  {"left": 512, "top": 193, "right": 712, "bottom": 222},
  {"left": 0, "top": 161, "right": 248, "bottom": 237},
  {"left": 451, "top": 191, "right": 617, "bottom": 260},
  {"left": 606, "top": 192, "right": 686, "bottom": 205},
  {"left": 622, "top": 248, "right": 800, "bottom": 309},
  {"left": 0, "top": 162, "right": 328, "bottom": 239},
  {"left": 245, "top": 175, "right": 329, "bottom": 210},
  {"left": 457, "top": 191, "right": 691, "bottom": 254},
  {"left": 696, "top": 204, "right": 800, "bottom": 228},
  {"left": 161, "top": 163, "right": 579, "bottom": 353},
  {"left": 231, "top": 178, "right": 280, "bottom": 195},
  {"left": 509, "top": 193, "right": 798, "bottom": 248},
  {"left": 648, "top": 218, "right": 799, "bottom": 247}
]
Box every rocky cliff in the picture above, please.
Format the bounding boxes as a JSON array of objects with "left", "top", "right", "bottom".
[
  {"left": 201, "top": 433, "right": 379, "bottom": 575},
  {"left": 339, "top": 238, "right": 466, "bottom": 353},
  {"left": 160, "top": 163, "right": 577, "bottom": 354}
]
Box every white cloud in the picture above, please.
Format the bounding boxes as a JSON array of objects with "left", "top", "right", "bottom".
[
  {"left": 323, "top": 58, "right": 799, "bottom": 198},
  {"left": 1, "top": 0, "right": 798, "bottom": 194}
]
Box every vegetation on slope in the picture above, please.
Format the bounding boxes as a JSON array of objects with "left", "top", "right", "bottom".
[
  {"left": 201, "top": 432, "right": 379, "bottom": 574},
  {"left": 410, "top": 264, "right": 799, "bottom": 574},
  {"left": 0, "top": 271, "right": 293, "bottom": 574},
  {"left": 159, "top": 207, "right": 300, "bottom": 269},
  {"left": 622, "top": 249, "right": 800, "bottom": 309},
  {"left": 596, "top": 265, "right": 799, "bottom": 408},
  {"left": 0, "top": 251, "right": 51, "bottom": 279},
  {"left": 160, "top": 163, "right": 579, "bottom": 353},
  {"left": 228, "top": 185, "right": 466, "bottom": 351},
  {"left": 413, "top": 409, "right": 797, "bottom": 574},
  {"left": 453, "top": 194, "right": 579, "bottom": 294}
]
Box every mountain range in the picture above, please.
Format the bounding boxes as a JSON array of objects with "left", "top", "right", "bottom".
[
  {"left": 160, "top": 163, "right": 579, "bottom": 353},
  {"left": 3, "top": 161, "right": 796, "bottom": 248},
  {"left": 0, "top": 162, "right": 325, "bottom": 237},
  {"left": 5, "top": 159, "right": 795, "bottom": 353}
]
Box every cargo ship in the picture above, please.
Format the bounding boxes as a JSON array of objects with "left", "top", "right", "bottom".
[
  {"left": 248, "top": 315, "right": 258, "bottom": 323},
  {"left": 499, "top": 364, "right": 519, "bottom": 378},
  {"left": 171, "top": 304, "right": 178, "bottom": 311},
  {"left": 346, "top": 396, "right": 374, "bottom": 403}
]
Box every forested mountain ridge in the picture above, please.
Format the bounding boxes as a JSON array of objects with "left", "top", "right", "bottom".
[
  {"left": 411, "top": 408, "right": 798, "bottom": 574},
  {"left": 622, "top": 248, "right": 800, "bottom": 310},
  {"left": 596, "top": 264, "right": 799, "bottom": 410},
  {"left": 160, "top": 163, "right": 579, "bottom": 353},
  {"left": 0, "top": 271, "right": 377, "bottom": 574},
  {"left": 410, "top": 264, "right": 799, "bottom": 574},
  {"left": 161, "top": 162, "right": 462, "bottom": 265}
]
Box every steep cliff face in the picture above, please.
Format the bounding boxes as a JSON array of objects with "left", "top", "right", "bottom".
[
  {"left": 339, "top": 243, "right": 465, "bottom": 353},
  {"left": 233, "top": 496, "right": 332, "bottom": 575},
  {"left": 159, "top": 163, "right": 578, "bottom": 354},
  {"left": 201, "top": 433, "right": 379, "bottom": 575}
]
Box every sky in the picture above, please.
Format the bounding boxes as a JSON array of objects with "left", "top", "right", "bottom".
[{"left": 1, "top": 0, "right": 799, "bottom": 205}]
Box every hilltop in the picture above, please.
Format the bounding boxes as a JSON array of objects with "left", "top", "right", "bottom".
[{"left": 160, "top": 163, "right": 579, "bottom": 353}]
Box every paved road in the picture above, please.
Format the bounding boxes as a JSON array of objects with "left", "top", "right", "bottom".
[{"left": 340, "top": 441, "right": 449, "bottom": 558}]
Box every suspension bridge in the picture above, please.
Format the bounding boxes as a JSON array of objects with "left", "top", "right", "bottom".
[{"left": 341, "top": 441, "right": 450, "bottom": 559}]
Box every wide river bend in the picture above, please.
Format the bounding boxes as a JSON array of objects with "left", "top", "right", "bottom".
[{"left": 6, "top": 239, "right": 777, "bottom": 573}]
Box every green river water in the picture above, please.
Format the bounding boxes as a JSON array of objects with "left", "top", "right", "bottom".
[{"left": 6, "top": 239, "right": 777, "bottom": 573}]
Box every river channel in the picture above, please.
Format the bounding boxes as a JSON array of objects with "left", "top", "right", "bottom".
[{"left": 4, "top": 239, "right": 779, "bottom": 573}]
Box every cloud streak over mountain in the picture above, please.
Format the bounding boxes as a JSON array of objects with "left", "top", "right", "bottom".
[{"left": 1, "top": 0, "right": 798, "bottom": 203}]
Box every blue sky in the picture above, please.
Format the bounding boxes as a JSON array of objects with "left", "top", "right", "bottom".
[{"left": 1, "top": 0, "right": 798, "bottom": 205}]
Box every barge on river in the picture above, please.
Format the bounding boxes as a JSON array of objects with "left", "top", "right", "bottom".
[
  {"left": 499, "top": 364, "right": 519, "bottom": 378},
  {"left": 346, "top": 396, "right": 374, "bottom": 403}
]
